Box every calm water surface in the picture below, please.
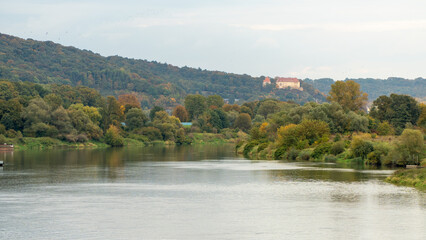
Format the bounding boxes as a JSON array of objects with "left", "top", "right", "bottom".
[{"left": 0, "top": 145, "right": 425, "bottom": 240}]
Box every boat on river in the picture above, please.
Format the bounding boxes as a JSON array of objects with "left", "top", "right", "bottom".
[{"left": 0, "top": 161, "right": 3, "bottom": 167}]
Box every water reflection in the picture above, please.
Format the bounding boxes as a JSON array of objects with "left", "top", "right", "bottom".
[{"left": 0, "top": 144, "right": 425, "bottom": 240}]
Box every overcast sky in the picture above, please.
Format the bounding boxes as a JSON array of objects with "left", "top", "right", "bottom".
[{"left": 1, "top": 0, "right": 426, "bottom": 80}]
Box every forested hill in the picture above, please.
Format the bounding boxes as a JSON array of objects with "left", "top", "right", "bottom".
[
  {"left": 0, "top": 33, "right": 325, "bottom": 108},
  {"left": 304, "top": 78, "right": 426, "bottom": 102}
]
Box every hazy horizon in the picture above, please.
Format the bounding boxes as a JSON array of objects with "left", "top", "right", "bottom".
[{"left": 1, "top": 0, "right": 426, "bottom": 80}]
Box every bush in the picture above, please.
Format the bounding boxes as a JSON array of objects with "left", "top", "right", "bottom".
[
  {"left": 243, "top": 140, "right": 259, "bottom": 156},
  {"left": 330, "top": 141, "right": 345, "bottom": 155},
  {"left": 383, "top": 148, "right": 402, "bottom": 166},
  {"left": 285, "top": 148, "right": 300, "bottom": 161},
  {"left": 366, "top": 151, "right": 381, "bottom": 165},
  {"left": 0, "top": 134, "right": 6, "bottom": 144},
  {"left": 104, "top": 125, "right": 124, "bottom": 147},
  {"left": 128, "top": 134, "right": 149, "bottom": 142},
  {"left": 377, "top": 121, "right": 395, "bottom": 136},
  {"left": 257, "top": 142, "right": 269, "bottom": 153},
  {"left": 397, "top": 129, "right": 424, "bottom": 165},
  {"left": 274, "top": 146, "right": 287, "bottom": 160},
  {"left": 324, "top": 154, "right": 337, "bottom": 162},
  {"left": 333, "top": 134, "right": 341, "bottom": 142},
  {"left": 136, "top": 127, "right": 162, "bottom": 141},
  {"left": 298, "top": 149, "right": 312, "bottom": 161},
  {"left": 351, "top": 138, "right": 374, "bottom": 159},
  {"left": 311, "top": 142, "right": 332, "bottom": 159},
  {"left": 5, "top": 129, "right": 17, "bottom": 138},
  {"left": 0, "top": 124, "right": 5, "bottom": 134}
]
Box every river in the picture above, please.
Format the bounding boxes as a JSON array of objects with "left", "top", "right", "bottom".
[{"left": 0, "top": 144, "right": 425, "bottom": 239}]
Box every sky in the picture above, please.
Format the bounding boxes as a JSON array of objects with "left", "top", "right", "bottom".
[{"left": 1, "top": 0, "right": 426, "bottom": 80}]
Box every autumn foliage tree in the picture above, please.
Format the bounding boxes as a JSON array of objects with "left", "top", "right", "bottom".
[
  {"left": 172, "top": 105, "right": 189, "bottom": 122},
  {"left": 327, "top": 80, "right": 368, "bottom": 111},
  {"left": 118, "top": 94, "right": 141, "bottom": 112}
]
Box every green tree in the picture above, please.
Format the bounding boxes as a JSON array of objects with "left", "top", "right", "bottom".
[
  {"left": 398, "top": 129, "right": 424, "bottom": 165},
  {"left": 50, "top": 106, "right": 74, "bottom": 135},
  {"left": 0, "top": 81, "right": 18, "bottom": 100},
  {"left": 44, "top": 93, "right": 63, "bottom": 110},
  {"left": 234, "top": 113, "right": 251, "bottom": 131},
  {"left": 376, "top": 121, "right": 395, "bottom": 135},
  {"left": 21, "top": 98, "right": 51, "bottom": 127},
  {"left": 257, "top": 100, "right": 280, "bottom": 118},
  {"left": 418, "top": 103, "right": 426, "bottom": 129},
  {"left": 327, "top": 80, "right": 368, "bottom": 111},
  {"left": 370, "top": 94, "right": 420, "bottom": 132},
  {"left": 125, "top": 108, "right": 148, "bottom": 130},
  {"left": 206, "top": 95, "right": 224, "bottom": 108},
  {"left": 351, "top": 137, "right": 374, "bottom": 160},
  {"left": 149, "top": 106, "right": 165, "bottom": 120},
  {"left": 184, "top": 94, "right": 207, "bottom": 120}
]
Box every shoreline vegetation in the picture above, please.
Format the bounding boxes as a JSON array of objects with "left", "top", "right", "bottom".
[
  {"left": 234, "top": 80, "right": 425, "bottom": 190},
  {"left": 4, "top": 133, "right": 239, "bottom": 151},
  {"left": 386, "top": 167, "right": 426, "bottom": 191}
]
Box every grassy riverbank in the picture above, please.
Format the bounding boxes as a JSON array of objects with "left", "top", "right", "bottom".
[
  {"left": 386, "top": 168, "right": 426, "bottom": 191},
  {"left": 4, "top": 132, "right": 239, "bottom": 151}
]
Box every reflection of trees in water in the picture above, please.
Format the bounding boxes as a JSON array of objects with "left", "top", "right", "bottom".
[
  {"left": 3, "top": 144, "right": 236, "bottom": 182},
  {"left": 121, "top": 144, "right": 236, "bottom": 163}
]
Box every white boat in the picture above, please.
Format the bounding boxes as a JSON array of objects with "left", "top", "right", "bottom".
[{"left": 0, "top": 161, "right": 3, "bottom": 167}]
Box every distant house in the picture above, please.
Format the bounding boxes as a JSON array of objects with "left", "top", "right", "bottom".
[
  {"left": 275, "top": 77, "right": 303, "bottom": 90},
  {"left": 263, "top": 77, "right": 271, "bottom": 87}
]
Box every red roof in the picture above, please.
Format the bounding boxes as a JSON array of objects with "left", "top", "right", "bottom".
[
  {"left": 263, "top": 77, "right": 271, "bottom": 83},
  {"left": 276, "top": 77, "right": 299, "bottom": 83}
]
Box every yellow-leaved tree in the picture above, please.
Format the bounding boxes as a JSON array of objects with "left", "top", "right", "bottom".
[{"left": 327, "top": 80, "right": 368, "bottom": 111}]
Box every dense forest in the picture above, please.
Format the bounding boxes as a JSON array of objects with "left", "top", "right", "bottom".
[{"left": 0, "top": 33, "right": 325, "bottom": 108}]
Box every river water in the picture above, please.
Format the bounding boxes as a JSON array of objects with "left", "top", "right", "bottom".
[{"left": 0, "top": 145, "right": 425, "bottom": 240}]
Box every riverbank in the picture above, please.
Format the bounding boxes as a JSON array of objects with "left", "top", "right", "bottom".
[
  {"left": 386, "top": 168, "right": 426, "bottom": 191},
  {"left": 3, "top": 133, "right": 239, "bottom": 151}
]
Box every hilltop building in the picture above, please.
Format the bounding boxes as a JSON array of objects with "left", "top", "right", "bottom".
[
  {"left": 263, "top": 77, "right": 271, "bottom": 87},
  {"left": 275, "top": 77, "right": 303, "bottom": 91}
]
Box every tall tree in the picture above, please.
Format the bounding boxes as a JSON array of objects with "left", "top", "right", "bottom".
[
  {"left": 172, "top": 105, "right": 189, "bottom": 122},
  {"left": 206, "top": 95, "right": 224, "bottom": 108},
  {"left": 118, "top": 94, "right": 141, "bottom": 112},
  {"left": 327, "top": 80, "right": 368, "bottom": 111},
  {"left": 125, "top": 108, "right": 148, "bottom": 130},
  {"left": 257, "top": 100, "right": 280, "bottom": 118},
  {"left": 184, "top": 94, "right": 207, "bottom": 120},
  {"left": 103, "top": 96, "right": 124, "bottom": 128},
  {"left": 370, "top": 94, "right": 420, "bottom": 131},
  {"left": 234, "top": 113, "right": 252, "bottom": 131}
]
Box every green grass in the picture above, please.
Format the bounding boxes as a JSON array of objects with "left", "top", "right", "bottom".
[{"left": 386, "top": 168, "right": 426, "bottom": 191}]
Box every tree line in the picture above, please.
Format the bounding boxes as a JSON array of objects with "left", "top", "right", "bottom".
[{"left": 239, "top": 80, "right": 425, "bottom": 167}]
